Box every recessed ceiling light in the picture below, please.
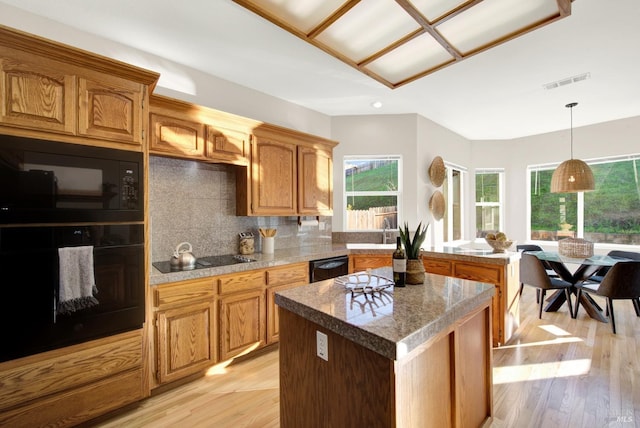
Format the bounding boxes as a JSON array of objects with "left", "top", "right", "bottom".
[{"left": 371, "top": 101, "right": 383, "bottom": 108}]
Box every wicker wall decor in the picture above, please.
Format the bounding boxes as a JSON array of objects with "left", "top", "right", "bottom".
[
  {"left": 558, "top": 237, "right": 594, "bottom": 258},
  {"left": 429, "top": 190, "right": 445, "bottom": 221},
  {"left": 428, "top": 156, "right": 445, "bottom": 187}
]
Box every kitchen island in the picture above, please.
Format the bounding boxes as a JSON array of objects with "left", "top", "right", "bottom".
[
  {"left": 275, "top": 267, "right": 495, "bottom": 428},
  {"left": 349, "top": 245, "right": 521, "bottom": 346}
]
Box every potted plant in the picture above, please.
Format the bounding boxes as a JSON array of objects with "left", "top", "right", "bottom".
[{"left": 399, "top": 222, "right": 429, "bottom": 284}]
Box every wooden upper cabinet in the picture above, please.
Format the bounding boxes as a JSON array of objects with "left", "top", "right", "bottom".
[
  {"left": 150, "top": 112, "right": 205, "bottom": 157},
  {"left": 0, "top": 56, "right": 76, "bottom": 134},
  {"left": 250, "top": 135, "right": 298, "bottom": 216},
  {"left": 298, "top": 145, "right": 333, "bottom": 215},
  {"left": 149, "top": 94, "right": 250, "bottom": 165},
  {"left": 237, "top": 124, "right": 338, "bottom": 216},
  {"left": 78, "top": 77, "right": 144, "bottom": 145},
  {"left": 205, "top": 124, "right": 249, "bottom": 163},
  {"left": 0, "top": 26, "right": 159, "bottom": 148}
]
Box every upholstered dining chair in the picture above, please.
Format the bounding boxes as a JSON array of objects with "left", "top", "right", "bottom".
[
  {"left": 519, "top": 253, "right": 574, "bottom": 319},
  {"left": 589, "top": 250, "right": 640, "bottom": 282},
  {"left": 517, "top": 244, "right": 558, "bottom": 303},
  {"left": 574, "top": 261, "right": 640, "bottom": 334}
]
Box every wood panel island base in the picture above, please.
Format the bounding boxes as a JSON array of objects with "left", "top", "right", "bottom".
[{"left": 276, "top": 267, "right": 495, "bottom": 428}]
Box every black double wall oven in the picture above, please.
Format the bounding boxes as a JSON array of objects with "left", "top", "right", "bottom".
[{"left": 0, "top": 135, "right": 145, "bottom": 363}]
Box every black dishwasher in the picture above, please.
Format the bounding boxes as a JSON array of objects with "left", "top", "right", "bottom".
[{"left": 309, "top": 255, "right": 349, "bottom": 282}]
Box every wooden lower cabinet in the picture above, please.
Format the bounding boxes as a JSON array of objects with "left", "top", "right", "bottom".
[
  {"left": 266, "top": 262, "right": 309, "bottom": 344},
  {"left": 0, "top": 330, "right": 145, "bottom": 428},
  {"left": 151, "top": 263, "right": 309, "bottom": 387},
  {"left": 424, "top": 256, "right": 520, "bottom": 346},
  {"left": 279, "top": 301, "right": 493, "bottom": 427},
  {"left": 156, "top": 300, "right": 215, "bottom": 384},
  {"left": 153, "top": 277, "right": 216, "bottom": 386},
  {"left": 219, "top": 289, "right": 266, "bottom": 361}
]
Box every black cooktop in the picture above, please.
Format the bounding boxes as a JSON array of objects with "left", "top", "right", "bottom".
[{"left": 153, "top": 254, "right": 256, "bottom": 274}]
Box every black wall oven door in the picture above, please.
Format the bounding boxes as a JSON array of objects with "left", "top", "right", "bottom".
[{"left": 0, "top": 223, "right": 144, "bottom": 363}]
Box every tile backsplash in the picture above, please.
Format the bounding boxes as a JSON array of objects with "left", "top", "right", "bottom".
[{"left": 149, "top": 156, "right": 332, "bottom": 262}]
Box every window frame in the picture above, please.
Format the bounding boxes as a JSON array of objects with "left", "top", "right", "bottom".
[
  {"left": 443, "top": 162, "right": 467, "bottom": 244},
  {"left": 475, "top": 168, "right": 505, "bottom": 238},
  {"left": 528, "top": 154, "right": 640, "bottom": 246},
  {"left": 343, "top": 155, "right": 403, "bottom": 232}
]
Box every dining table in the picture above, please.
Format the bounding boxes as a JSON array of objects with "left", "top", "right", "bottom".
[{"left": 529, "top": 251, "right": 632, "bottom": 322}]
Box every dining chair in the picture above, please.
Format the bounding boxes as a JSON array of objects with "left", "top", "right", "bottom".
[
  {"left": 590, "top": 250, "right": 640, "bottom": 282},
  {"left": 574, "top": 261, "right": 640, "bottom": 334},
  {"left": 519, "top": 253, "right": 574, "bottom": 319},
  {"left": 517, "top": 244, "right": 558, "bottom": 303}
]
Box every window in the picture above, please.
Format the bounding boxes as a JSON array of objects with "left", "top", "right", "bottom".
[
  {"left": 443, "top": 163, "right": 466, "bottom": 242},
  {"left": 344, "top": 156, "right": 401, "bottom": 231},
  {"left": 529, "top": 155, "right": 640, "bottom": 245},
  {"left": 475, "top": 169, "right": 504, "bottom": 237}
]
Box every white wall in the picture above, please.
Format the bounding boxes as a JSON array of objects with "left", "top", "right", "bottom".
[
  {"left": 0, "top": 4, "right": 332, "bottom": 138},
  {"left": 331, "top": 114, "right": 472, "bottom": 243},
  {"left": 471, "top": 115, "right": 640, "bottom": 245}
]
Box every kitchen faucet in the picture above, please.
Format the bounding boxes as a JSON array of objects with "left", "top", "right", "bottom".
[{"left": 382, "top": 218, "right": 391, "bottom": 244}]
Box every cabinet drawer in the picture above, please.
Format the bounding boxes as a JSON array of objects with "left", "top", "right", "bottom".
[
  {"left": 0, "top": 330, "right": 142, "bottom": 412},
  {"left": 453, "top": 262, "right": 502, "bottom": 285},
  {"left": 155, "top": 278, "right": 215, "bottom": 309},
  {"left": 423, "top": 257, "right": 452, "bottom": 276},
  {"left": 266, "top": 262, "right": 308, "bottom": 287},
  {"left": 218, "top": 270, "right": 265, "bottom": 295},
  {"left": 351, "top": 255, "right": 391, "bottom": 272}
]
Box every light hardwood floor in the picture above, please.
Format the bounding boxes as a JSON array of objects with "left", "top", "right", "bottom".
[{"left": 91, "top": 290, "right": 639, "bottom": 428}]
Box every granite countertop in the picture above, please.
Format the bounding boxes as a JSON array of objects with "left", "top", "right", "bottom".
[
  {"left": 149, "top": 244, "right": 349, "bottom": 285},
  {"left": 275, "top": 267, "right": 495, "bottom": 361},
  {"left": 348, "top": 243, "right": 521, "bottom": 265}
]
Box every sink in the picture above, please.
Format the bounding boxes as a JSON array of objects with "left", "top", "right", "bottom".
[{"left": 346, "top": 243, "right": 396, "bottom": 250}]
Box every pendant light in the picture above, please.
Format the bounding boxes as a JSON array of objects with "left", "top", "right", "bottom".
[{"left": 550, "top": 102, "right": 595, "bottom": 193}]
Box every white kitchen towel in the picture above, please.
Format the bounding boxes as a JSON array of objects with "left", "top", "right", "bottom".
[{"left": 57, "top": 246, "right": 98, "bottom": 315}]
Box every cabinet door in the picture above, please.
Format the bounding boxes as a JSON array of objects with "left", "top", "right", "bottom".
[
  {"left": 0, "top": 56, "right": 76, "bottom": 134},
  {"left": 219, "top": 290, "right": 265, "bottom": 361},
  {"left": 205, "top": 124, "right": 249, "bottom": 164},
  {"left": 266, "top": 262, "right": 308, "bottom": 344},
  {"left": 156, "top": 300, "right": 215, "bottom": 384},
  {"left": 78, "top": 77, "right": 144, "bottom": 145},
  {"left": 149, "top": 112, "right": 205, "bottom": 158},
  {"left": 251, "top": 136, "right": 297, "bottom": 215},
  {"left": 298, "top": 145, "right": 333, "bottom": 215}
]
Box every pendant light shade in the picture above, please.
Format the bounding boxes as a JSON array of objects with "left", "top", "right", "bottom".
[{"left": 550, "top": 102, "right": 595, "bottom": 193}]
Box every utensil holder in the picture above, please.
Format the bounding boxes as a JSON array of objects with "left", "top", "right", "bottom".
[{"left": 263, "top": 236, "right": 274, "bottom": 254}]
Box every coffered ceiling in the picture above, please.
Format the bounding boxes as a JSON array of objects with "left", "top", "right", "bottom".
[
  {"left": 1, "top": 0, "right": 639, "bottom": 140},
  {"left": 234, "top": 0, "right": 572, "bottom": 89}
]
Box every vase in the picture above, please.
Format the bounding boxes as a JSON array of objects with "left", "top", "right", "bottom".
[{"left": 405, "top": 258, "right": 425, "bottom": 284}]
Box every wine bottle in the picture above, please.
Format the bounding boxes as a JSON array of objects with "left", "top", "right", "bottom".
[{"left": 393, "top": 236, "right": 406, "bottom": 287}]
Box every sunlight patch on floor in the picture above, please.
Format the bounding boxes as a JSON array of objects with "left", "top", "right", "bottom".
[
  {"left": 493, "top": 358, "right": 592, "bottom": 384},
  {"left": 538, "top": 324, "right": 572, "bottom": 336},
  {"left": 496, "top": 336, "right": 583, "bottom": 350}
]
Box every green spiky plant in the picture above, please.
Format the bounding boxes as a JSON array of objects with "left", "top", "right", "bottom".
[{"left": 398, "top": 222, "right": 429, "bottom": 259}]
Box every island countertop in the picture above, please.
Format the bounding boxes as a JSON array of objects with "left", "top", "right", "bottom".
[{"left": 275, "top": 267, "right": 495, "bottom": 360}]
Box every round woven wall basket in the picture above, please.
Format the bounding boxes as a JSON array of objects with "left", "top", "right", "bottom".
[
  {"left": 429, "top": 191, "right": 445, "bottom": 221},
  {"left": 429, "top": 156, "right": 445, "bottom": 187}
]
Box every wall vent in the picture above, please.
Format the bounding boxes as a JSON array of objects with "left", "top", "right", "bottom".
[{"left": 543, "top": 72, "right": 591, "bottom": 90}]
